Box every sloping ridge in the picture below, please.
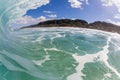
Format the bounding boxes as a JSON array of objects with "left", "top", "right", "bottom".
[{"left": 20, "top": 19, "right": 120, "bottom": 34}]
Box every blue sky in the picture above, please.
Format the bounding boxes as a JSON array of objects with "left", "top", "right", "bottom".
[
  {"left": 13, "top": 0, "right": 120, "bottom": 28},
  {"left": 25, "top": 0, "right": 118, "bottom": 22}
]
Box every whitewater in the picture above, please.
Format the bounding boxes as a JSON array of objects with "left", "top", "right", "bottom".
[{"left": 0, "top": 0, "right": 120, "bottom": 80}]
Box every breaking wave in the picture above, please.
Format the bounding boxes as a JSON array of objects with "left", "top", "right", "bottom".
[{"left": 0, "top": 0, "right": 120, "bottom": 80}]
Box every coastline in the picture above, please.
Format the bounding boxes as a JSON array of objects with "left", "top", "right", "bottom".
[{"left": 20, "top": 19, "right": 120, "bottom": 34}]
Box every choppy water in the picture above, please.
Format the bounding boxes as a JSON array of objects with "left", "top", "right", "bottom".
[{"left": 1, "top": 0, "right": 120, "bottom": 80}]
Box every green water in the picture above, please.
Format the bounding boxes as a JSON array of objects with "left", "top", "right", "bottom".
[{"left": 1, "top": 27, "right": 120, "bottom": 80}]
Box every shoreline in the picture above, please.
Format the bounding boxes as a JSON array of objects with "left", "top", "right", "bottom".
[
  {"left": 19, "top": 19, "right": 120, "bottom": 34},
  {"left": 19, "top": 26, "right": 120, "bottom": 36}
]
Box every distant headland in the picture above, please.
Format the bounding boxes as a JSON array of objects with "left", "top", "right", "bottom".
[{"left": 20, "top": 19, "right": 120, "bottom": 34}]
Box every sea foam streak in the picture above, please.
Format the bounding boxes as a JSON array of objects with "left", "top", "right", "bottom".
[{"left": 67, "top": 35, "right": 120, "bottom": 80}]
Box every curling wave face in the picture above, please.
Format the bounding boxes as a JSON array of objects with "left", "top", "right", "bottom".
[{"left": 1, "top": 0, "right": 120, "bottom": 80}]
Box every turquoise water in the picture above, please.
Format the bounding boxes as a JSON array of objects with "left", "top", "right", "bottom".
[{"left": 1, "top": 0, "right": 120, "bottom": 80}]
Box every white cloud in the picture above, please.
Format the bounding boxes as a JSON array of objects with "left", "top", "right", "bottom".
[
  {"left": 85, "top": 0, "right": 89, "bottom": 5},
  {"left": 68, "top": 0, "right": 82, "bottom": 8},
  {"left": 12, "top": 15, "right": 47, "bottom": 27},
  {"left": 13, "top": 15, "right": 37, "bottom": 24},
  {"left": 114, "top": 14, "right": 120, "bottom": 19},
  {"left": 47, "top": 14, "right": 57, "bottom": 18},
  {"left": 43, "top": 10, "right": 57, "bottom": 19},
  {"left": 37, "top": 16, "right": 46, "bottom": 22},
  {"left": 101, "top": 0, "right": 120, "bottom": 22},
  {"left": 101, "top": 0, "right": 120, "bottom": 13},
  {"left": 106, "top": 19, "right": 120, "bottom": 26},
  {"left": 101, "top": 0, "right": 113, "bottom": 6},
  {"left": 43, "top": 10, "right": 53, "bottom": 14},
  {"left": 68, "top": 0, "right": 89, "bottom": 8}
]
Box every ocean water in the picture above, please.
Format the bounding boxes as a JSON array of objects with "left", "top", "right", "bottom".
[{"left": 1, "top": 0, "right": 120, "bottom": 80}]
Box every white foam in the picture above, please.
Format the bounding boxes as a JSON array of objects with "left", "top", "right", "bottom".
[
  {"left": 104, "top": 73, "right": 111, "bottom": 78},
  {"left": 101, "top": 73, "right": 112, "bottom": 80},
  {"left": 33, "top": 55, "right": 50, "bottom": 66},
  {"left": 67, "top": 53, "right": 98, "bottom": 80},
  {"left": 32, "top": 36, "right": 45, "bottom": 43},
  {"left": 99, "top": 37, "right": 120, "bottom": 78},
  {"left": 45, "top": 48, "right": 59, "bottom": 51},
  {"left": 67, "top": 36, "right": 120, "bottom": 80}
]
